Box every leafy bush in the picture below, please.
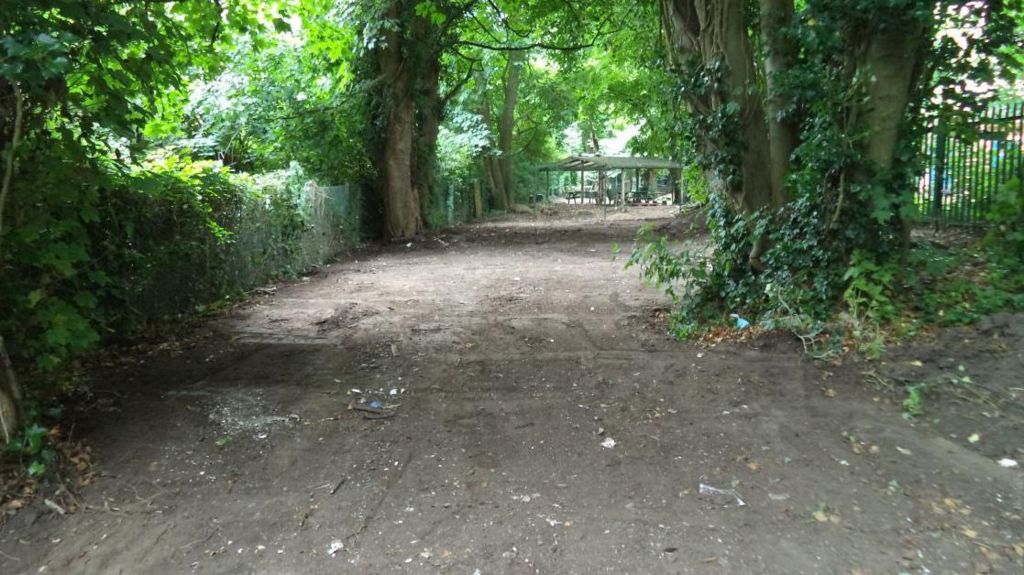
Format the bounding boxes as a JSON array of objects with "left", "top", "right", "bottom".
[
  {"left": 984, "top": 178, "right": 1023, "bottom": 254},
  {"left": 0, "top": 149, "right": 353, "bottom": 387}
]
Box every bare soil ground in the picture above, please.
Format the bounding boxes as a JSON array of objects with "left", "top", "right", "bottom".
[{"left": 2, "top": 206, "right": 1022, "bottom": 574}]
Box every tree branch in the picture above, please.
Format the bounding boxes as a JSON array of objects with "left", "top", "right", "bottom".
[
  {"left": 0, "top": 86, "right": 25, "bottom": 444},
  {"left": 209, "top": 0, "right": 224, "bottom": 49},
  {"left": 454, "top": 34, "right": 605, "bottom": 52},
  {"left": 442, "top": 62, "right": 479, "bottom": 108},
  {"left": 454, "top": 11, "right": 621, "bottom": 52},
  {"left": 469, "top": 11, "right": 506, "bottom": 46},
  {"left": 484, "top": 0, "right": 532, "bottom": 39}
]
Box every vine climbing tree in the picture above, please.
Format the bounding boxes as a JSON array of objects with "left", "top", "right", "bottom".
[{"left": 642, "top": 0, "right": 1022, "bottom": 331}]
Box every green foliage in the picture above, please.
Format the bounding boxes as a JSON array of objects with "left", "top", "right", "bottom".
[
  {"left": 902, "top": 385, "right": 925, "bottom": 418},
  {"left": 682, "top": 161, "right": 709, "bottom": 204},
  {"left": 904, "top": 243, "right": 1024, "bottom": 326},
  {"left": 984, "top": 178, "right": 1024, "bottom": 253},
  {"left": 5, "top": 420, "right": 56, "bottom": 478},
  {"left": 624, "top": 225, "right": 714, "bottom": 337},
  {"left": 842, "top": 250, "right": 897, "bottom": 324},
  {"left": 1, "top": 148, "right": 352, "bottom": 379},
  {"left": 630, "top": 0, "right": 1022, "bottom": 347},
  {"left": 1, "top": 1, "right": 362, "bottom": 396}
]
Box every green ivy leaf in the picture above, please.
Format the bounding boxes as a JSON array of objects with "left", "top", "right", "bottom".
[
  {"left": 27, "top": 461, "right": 47, "bottom": 477},
  {"left": 27, "top": 289, "right": 45, "bottom": 308}
]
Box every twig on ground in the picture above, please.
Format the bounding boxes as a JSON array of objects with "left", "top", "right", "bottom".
[
  {"left": 0, "top": 549, "right": 21, "bottom": 562},
  {"left": 43, "top": 499, "right": 66, "bottom": 516},
  {"left": 331, "top": 477, "right": 347, "bottom": 495}
]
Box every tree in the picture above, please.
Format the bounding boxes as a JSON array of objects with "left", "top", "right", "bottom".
[
  {"left": 355, "top": 0, "right": 487, "bottom": 238},
  {"left": 478, "top": 51, "right": 526, "bottom": 210},
  {"left": 354, "top": 0, "right": 627, "bottom": 234},
  {"left": 662, "top": 0, "right": 783, "bottom": 266},
  {"left": 0, "top": 0, "right": 258, "bottom": 443},
  {"left": 644, "top": 0, "right": 1022, "bottom": 327}
]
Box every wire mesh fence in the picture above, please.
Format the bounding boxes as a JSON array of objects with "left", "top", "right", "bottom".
[
  {"left": 124, "top": 180, "right": 356, "bottom": 320},
  {"left": 220, "top": 182, "right": 355, "bottom": 290},
  {"left": 915, "top": 101, "right": 1024, "bottom": 226}
]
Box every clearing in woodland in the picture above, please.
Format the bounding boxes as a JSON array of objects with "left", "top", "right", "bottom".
[{"left": 1, "top": 208, "right": 1022, "bottom": 574}]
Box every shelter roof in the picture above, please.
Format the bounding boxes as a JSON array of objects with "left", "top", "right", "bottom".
[{"left": 539, "top": 155, "right": 681, "bottom": 172}]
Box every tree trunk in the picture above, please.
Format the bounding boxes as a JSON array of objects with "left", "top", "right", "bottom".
[
  {"left": 0, "top": 337, "right": 22, "bottom": 444},
  {"left": 472, "top": 179, "right": 483, "bottom": 218},
  {"left": 670, "top": 167, "right": 682, "bottom": 204},
  {"left": 414, "top": 43, "right": 443, "bottom": 226},
  {"left": 0, "top": 87, "right": 25, "bottom": 444},
  {"left": 498, "top": 52, "right": 524, "bottom": 205},
  {"left": 479, "top": 75, "right": 509, "bottom": 211},
  {"left": 759, "top": 0, "right": 798, "bottom": 204},
  {"left": 375, "top": 4, "right": 422, "bottom": 239},
  {"left": 662, "top": 0, "right": 778, "bottom": 268},
  {"left": 857, "top": 32, "right": 925, "bottom": 172},
  {"left": 662, "top": 0, "right": 775, "bottom": 216},
  {"left": 854, "top": 15, "right": 930, "bottom": 249},
  {"left": 484, "top": 156, "right": 508, "bottom": 210}
]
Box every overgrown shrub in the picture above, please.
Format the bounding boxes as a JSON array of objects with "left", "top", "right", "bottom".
[
  {"left": 0, "top": 149, "right": 354, "bottom": 388},
  {"left": 985, "top": 178, "right": 1023, "bottom": 255}
]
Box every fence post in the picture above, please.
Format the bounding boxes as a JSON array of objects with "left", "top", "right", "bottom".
[{"left": 933, "top": 120, "right": 946, "bottom": 227}]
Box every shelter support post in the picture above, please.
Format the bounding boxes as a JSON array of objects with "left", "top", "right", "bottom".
[
  {"left": 620, "top": 170, "right": 626, "bottom": 207},
  {"left": 671, "top": 168, "right": 682, "bottom": 205}
]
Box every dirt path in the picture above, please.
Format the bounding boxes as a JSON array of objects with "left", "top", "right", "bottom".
[{"left": 2, "top": 208, "right": 1022, "bottom": 574}]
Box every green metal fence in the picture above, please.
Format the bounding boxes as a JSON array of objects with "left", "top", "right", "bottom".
[{"left": 915, "top": 101, "right": 1024, "bottom": 226}]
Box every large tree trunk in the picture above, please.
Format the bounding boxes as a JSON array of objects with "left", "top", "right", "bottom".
[
  {"left": 0, "top": 86, "right": 25, "bottom": 444},
  {"left": 853, "top": 11, "right": 931, "bottom": 250},
  {"left": 479, "top": 76, "right": 509, "bottom": 211},
  {"left": 375, "top": 4, "right": 422, "bottom": 239},
  {"left": 662, "top": 0, "right": 777, "bottom": 268},
  {"left": 662, "top": 0, "right": 775, "bottom": 216},
  {"left": 497, "top": 52, "right": 524, "bottom": 205},
  {"left": 414, "top": 42, "right": 443, "bottom": 226},
  {"left": 857, "top": 31, "right": 926, "bottom": 173},
  {"left": 759, "top": 0, "right": 798, "bottom": 204}
]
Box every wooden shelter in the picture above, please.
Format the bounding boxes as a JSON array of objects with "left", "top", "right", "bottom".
[{"left": 538, "top": 155, "right": 682, "bottom": 205}]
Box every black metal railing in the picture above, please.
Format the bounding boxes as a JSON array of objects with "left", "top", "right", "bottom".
[{"left": 915, "top": 101, "right": 1024, "bottom": 226}]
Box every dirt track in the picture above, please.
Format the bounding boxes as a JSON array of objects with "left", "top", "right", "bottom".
[{"left": 2, "top": 207, "right": 1022, "bottom": 574}]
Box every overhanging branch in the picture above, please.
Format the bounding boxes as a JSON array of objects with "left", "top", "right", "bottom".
[
  {"left": 442, "top": 62, "right": 479, "bottom": 107},
  {"left": 453, "top": 11, "right": 621, "bottom": 53}
]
